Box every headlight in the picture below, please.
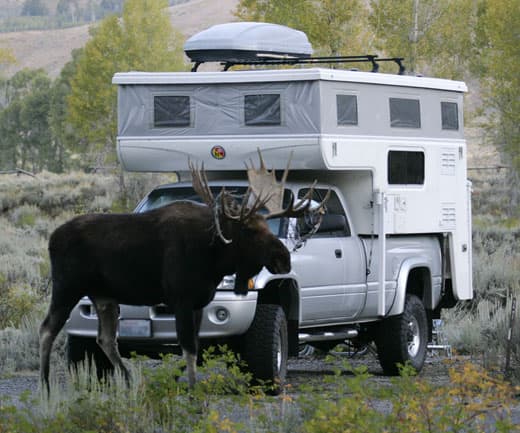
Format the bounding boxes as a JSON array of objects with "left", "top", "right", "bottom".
[
  {"left": 218, "top": 275, "right": 236, "bottom": 290},
  {"left": 217, "top": 275, "right": 256, "bottom": 290}
]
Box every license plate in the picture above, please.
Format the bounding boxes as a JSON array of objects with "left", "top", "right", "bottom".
[{"left": 119, "top": 319, "right": 152, "bottom": 338}]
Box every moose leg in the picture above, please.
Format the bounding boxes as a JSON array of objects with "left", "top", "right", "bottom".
[
  {"left": 90, "top": 298, "right": 130, "bottom": 383},
  {"left": 175, "top": 307, "right": 203, "bottom": 388},
  {"left": 39, "top": 297, "right": 78, "bottom": 394}
]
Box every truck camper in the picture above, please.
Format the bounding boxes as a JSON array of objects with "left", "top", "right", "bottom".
[{"left": 67, "top": 22, "right": 473, "bottom": 388}]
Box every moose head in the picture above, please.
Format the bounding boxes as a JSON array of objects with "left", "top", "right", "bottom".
[{"left": 190, "top": 150, "right": 329, "bottom": 295}]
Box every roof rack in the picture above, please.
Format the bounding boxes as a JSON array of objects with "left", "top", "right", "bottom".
[{"left": 191, "top": 55, "right": 406, "bottom": 75}]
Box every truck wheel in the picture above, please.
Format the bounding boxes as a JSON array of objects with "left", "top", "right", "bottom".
[
  {"left": 375, "top": 294, "right": 427, "bottom": 375},
  {"left": 67, "top": 335, "right": 113, "bottom": 380},
  {"left": 240, "top": 304, "right": 288, "bottom": 394}
]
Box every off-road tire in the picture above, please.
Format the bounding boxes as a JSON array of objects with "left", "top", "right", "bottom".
[
  {"left": 375, "top": 294, "right": 428, "bottom": 375},
  {"left": 240, "top": 304, "right": 288, "bottom": 394},
  {"left": 67, "top": 335, "right": 114, "bottom": 380}
]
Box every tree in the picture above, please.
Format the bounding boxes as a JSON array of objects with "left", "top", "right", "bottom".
[
  {"left": 67, "top": 0, "right": 186, "bottom": 167},
  {"left": 21, "top": 0, "right": 49, "bottom": 16},
  {"left": 0, "top": 47, "right": 16, "bottom": 85},
  {"left": 56, "top": 0, "right": 81, "bottom": 24},
  {"left": 48, "top": 49, "right": 84, "bottom": 172},
  {"left": 100, "top": 0, "right": 124, "bottom": 13},
  {"left": 235, "top": 0, "right": 370, "bottom": 57},
  {"left": 0, "top": 69, "right": 53, "bottom": 172},
  {"left": 475, "top": 0, "right": 520, "bottom": 212},
  {"left": 369, "top": 0, "right": 477, "bottom": 78}
]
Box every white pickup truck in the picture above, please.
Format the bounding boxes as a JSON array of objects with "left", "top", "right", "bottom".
[{"left": 66, "top": 23, "right": 473, "bottom": 387}]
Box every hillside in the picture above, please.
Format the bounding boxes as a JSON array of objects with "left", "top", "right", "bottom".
[{"left": 0, "top": 0, "right": 239, "bottom": 78}]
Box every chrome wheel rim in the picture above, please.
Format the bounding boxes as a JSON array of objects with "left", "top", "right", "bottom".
[
  {"left": 276, "top": 333, "right": 282, "bottom": 372},
  {"left": 407, "top": 317, "right": 420, "bottom": 358}
]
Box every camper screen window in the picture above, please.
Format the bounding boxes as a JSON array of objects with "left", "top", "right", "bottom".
[
  {"left": 389, "top": 98, "right": 421, "bottom": 128},
  {"left": 244, "top": 94, "right": 281, "bottom": 126},
  {"left": 441, "top": 101, "right": 459, "bottom": 130},
  {"left": 154, "top": 95, "right": 190, "bottom": 127},
  {"left": 388, "top": 151, "right": 424, "bottom": 185},
  {"left": 337, "top": 94, "right": 358, "bottom": 125}
]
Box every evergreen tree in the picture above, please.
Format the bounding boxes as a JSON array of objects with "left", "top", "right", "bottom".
[{"left": 0, "top": 69, "right": 53, "bottom": 172}]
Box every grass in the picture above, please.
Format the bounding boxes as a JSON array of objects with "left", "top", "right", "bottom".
[{"left": 0, "top": 350, "right": 517, "bottom": 433}]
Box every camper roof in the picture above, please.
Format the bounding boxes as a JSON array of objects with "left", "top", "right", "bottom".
[{"left": 112, "top": 68, "right": 467, "bottom": 93}]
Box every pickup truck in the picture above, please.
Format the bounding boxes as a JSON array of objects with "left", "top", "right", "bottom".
[{"left": 66, "top": 177, "right": 445, "bottom": 386}]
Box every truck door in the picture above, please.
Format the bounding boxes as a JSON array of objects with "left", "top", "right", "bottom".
[{"left": 293, "top": 188, "right": 367, "bottom": 325}]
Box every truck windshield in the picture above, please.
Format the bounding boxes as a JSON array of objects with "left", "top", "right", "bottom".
[{"left": 137, "top": 186, "right": 286, "bottom": 237}]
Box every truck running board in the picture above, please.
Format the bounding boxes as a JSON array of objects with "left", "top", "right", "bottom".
[{"left": 299, "top": 329, "right": 358, "bottom": 343}]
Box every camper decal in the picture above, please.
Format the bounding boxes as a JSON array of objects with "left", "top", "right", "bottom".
[{"left": 211, "top": 145, "right": 226, "bottom": 160}]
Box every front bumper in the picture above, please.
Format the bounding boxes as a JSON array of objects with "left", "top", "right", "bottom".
[{"left": 66, "top": 291, "right": 258, "bottom": 344}]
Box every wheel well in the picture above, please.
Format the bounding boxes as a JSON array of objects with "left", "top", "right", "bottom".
[
  {"left": 406, "top": 267, "right": 432, "bottom": 341},
  {"left": 257, "top": 279, "right": 298, "bottom": 320},
  {"left": 257, "top": 279, "right": 299, "bottom": 356},
  {"left": 406, "top": 267, "right": 430, "bottom": 302}
]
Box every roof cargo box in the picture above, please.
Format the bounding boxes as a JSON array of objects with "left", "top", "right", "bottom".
[{"left": 184, "top": 22, "right": 313, "bottom": 63}]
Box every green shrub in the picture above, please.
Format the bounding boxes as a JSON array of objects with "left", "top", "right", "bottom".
[
  {"left": 8, "top": 204, "right": 41, "bottom": 228},
  {"left": 0, "top": 315, "right": 51, "bottom": 376},
  {"left": 301, "top": 361, "right": 517, "bottom": 433}
]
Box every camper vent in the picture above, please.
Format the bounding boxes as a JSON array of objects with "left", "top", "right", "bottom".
[
  {"left": 440, "top": 149, "right": 457, "bottom": 175},
  {"left": 441, "top": 205, "right": 456, "bottom": 229}
]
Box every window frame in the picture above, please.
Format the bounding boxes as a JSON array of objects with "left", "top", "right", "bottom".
[
  {"left": 336, "top": 93, "right": 359, "bottom": 126},
  {"left": 387, "top": 150, "right": 425, "bottom": 186},
  {"left": 152, "top": 93, "right": 193, "bottom": 129},
  {"left": 389, "top": 97, "right": 421, "bottom": 129},
  {"left": 440, "top": 101, "right": 459, "bottom": 131},
  {"left": 296, "top": 188, "right": 351, "bottom": 237},
  {"left": 241, "top": 89, "right": 284, "bottom": 127}
]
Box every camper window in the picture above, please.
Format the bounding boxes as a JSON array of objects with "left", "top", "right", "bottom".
[
  {"left": 388, "top": 150, "right": 424, "bottom": 185},
  {"left": 336, "top": 94, "right": 358, "bottom": 126},
  {"left": 244, "top": 94, "right": 281, "bottom": 126},
  {"left": 389, "top": 98, "right": 421, "bottom": 128},
  {"left": 153, "top": 95, "right": 191, "bottom": 128},
  {"left": 441, "top": 101, "right": 459, "bottom": 130}
]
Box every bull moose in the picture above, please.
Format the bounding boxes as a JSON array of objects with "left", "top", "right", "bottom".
[{"left": 39, "top": 154, "right": 327, "bottom": 392}]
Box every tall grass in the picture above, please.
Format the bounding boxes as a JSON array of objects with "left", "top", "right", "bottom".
[
  {"left": 0, "top": 170, "right": 172, "bottom": 375},
  {"left": 443, "top": 165, "right": 520, "bottom": 380},
  {"left": 0, "top": 352, "right": 517, "bottom": 433}
]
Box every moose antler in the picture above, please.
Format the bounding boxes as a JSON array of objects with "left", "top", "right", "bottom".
[
  {"left": 189, "top": 159, "right": 214, "bottom": 207},
  {"left": 190, "top": 159, "right": 234, "bottom": 244},
  {"left": 245, "top": 148, "right": 290, "bottom": 215},
  {"left": 190, "top": 151, "right": 329, "bottom": 244},
  {"left": 246, "top": 149, "right": 330, "bottom": 219}
]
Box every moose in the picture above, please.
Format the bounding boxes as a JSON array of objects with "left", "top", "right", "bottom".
[{"left": 39, "top": 153, "right": 327, "bottom": 392}]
